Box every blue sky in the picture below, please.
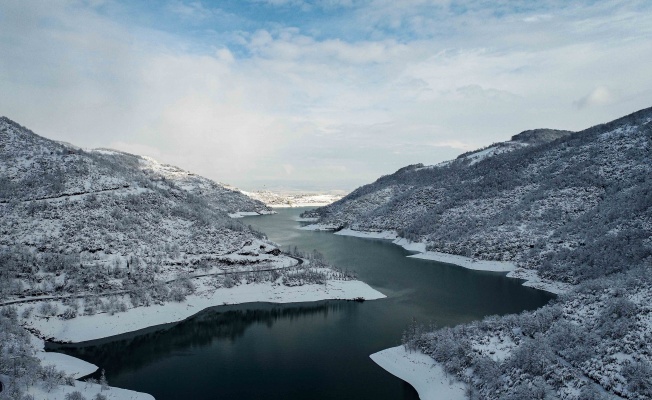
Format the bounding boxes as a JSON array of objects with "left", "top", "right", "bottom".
[{"left": 1, "top": 0, "right": 651, "bottom": 191}]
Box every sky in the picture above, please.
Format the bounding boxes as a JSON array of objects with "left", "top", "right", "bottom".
[{"left": 1, "top": 0, "right": 651, "bottom": 192}]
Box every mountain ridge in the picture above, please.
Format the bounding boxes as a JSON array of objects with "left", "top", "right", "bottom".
[
  {"left": 304, "top": 106, "right": 652, "bottom": 400},
  {"left": 0, "top": 116, "right": 272, "bottom": 215},
  {"left": 304, "top": 106, "right": 652, "bottom": 284}
]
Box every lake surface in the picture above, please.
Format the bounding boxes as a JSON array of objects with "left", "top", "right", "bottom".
[{"left": 48, "top": 207, "right": 554, "bottom": 399}]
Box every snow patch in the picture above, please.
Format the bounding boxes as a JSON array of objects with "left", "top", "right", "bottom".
[
  {"left": 299, "top": 224, "right": 340, "bottom": 231},
  {"left": 335, "top": 228, "right": 398, "bottom": 240},
  {"left": 228, "top": 211, "right": 262, "bottom": 218},
  {"left": 507, "top": 268, "right": 571, "bottom": 295},
  {"left": 393, "top": 238, "right": 427, "bottom": 253},
  {"left": 408, "top": 251, "right": 515, "bottom": 272},
  {"left": 36, "top": 352, "right": 98, "bottom": 379},
  {"left": 24, "top": 333, "right": 147, "bottom": 400},
  {"left": 26, "top": 380, "right": 154, "bottom": 400},
  {"left": 370, "top": 346, "right": 467, "bottom": 400}
]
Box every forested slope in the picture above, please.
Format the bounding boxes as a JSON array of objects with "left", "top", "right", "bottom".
[
  {"left": 305, "top": 107, "right": 652, "bottom": 284},
  {"left": 93, "top": 149, "right": 272, "bottom": 216},
  {"left": 305, "top": 107, "right": 652, "bottom": 399},
  {"left": 0, "top": 116, "right": 283, "bottom": 300}
]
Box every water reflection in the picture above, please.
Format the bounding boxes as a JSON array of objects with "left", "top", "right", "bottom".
[{"left": 47, "top": 301, "right": 352, "bottom": 375}]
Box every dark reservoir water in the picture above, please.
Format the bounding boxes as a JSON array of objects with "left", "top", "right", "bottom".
[{"left": 48, "top": 208, "right": 554, "bottom": 399}]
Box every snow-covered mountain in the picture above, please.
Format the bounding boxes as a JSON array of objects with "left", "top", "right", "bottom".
[
  {"left": 305, "top": 107, "right": 652, "bottom": 400},
  {"left": 454, "top": 128, "right": 572, "bottom": 165},
  {"left": 0, "top": 116, "right": 283, "bottom": 297},
  {"left": 304, "top": 107, "right": 652, "bottom": 284},
  {"left": 0, "top": 117, "right": 382, "bottom": 400}
]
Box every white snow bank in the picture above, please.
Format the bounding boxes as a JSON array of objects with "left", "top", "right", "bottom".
[
  {"left": 335, "top": 228, "right": 398, "bottom": 240},
  {"left": 228, "top": 211, "right": 263, "bottom": 218},
  {"left": 28, "top": 333, "right": 98, "bottom": 378},
  {"left": 507, "top": 268, "right": 571, "bottom": 295},
  {"left": 317, "top": 228, "right": 567, "bottom": 294},
  {"left": 23, "top": 333, "right": 148, "bottom": 400},
  {"left": 299, "top": 224, "right": 340, "bottom": 231},
  {"left": 26, "top": 380, "right": 154, "bottom": 400},
  {"left": 26, "top": 280, "right": 385, "bottom": 343},
  {"left": 392, "top": 237, "right": 426, "bottom": 253},
  {"left": 408, "top": 251, "right": 515, "bottom": 272},
  {"left": 37, "top": 352, "right": 98, "bottom": 379},
  {"left": 370, "top": 346, "right": 466, "bottom": 400},
  {"left": 335, "top": 229, "right": 514, "bottom": 272}
]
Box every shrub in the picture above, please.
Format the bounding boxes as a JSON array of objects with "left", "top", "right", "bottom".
[
  {"left": 38, "top": 302, "right": 58, "bottom": 317},
  {"left": 622, "top": 361, "right": 652, "bottom": 398},
  {"left": 61, "top": 307, "right": 77, "bottom": 320},
  {"left": 64, "top": 391, "right": 87, "bottom": 400}
]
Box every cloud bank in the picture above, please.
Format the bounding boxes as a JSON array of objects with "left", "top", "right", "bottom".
[{"left": 1, "top": 0, "right": 651, "bottom": 190}]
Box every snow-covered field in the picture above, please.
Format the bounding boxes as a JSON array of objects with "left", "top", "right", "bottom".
[{"left": 370, "top": 346, "right": 467, "bottom": 400}]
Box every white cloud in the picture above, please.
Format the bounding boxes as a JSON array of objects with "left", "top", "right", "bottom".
[
  {"left": 523, "top": 14, "right": 553, "bottom": 23},
  {"left": 1, "top": 0, "right": 651, "bottom": 191}
]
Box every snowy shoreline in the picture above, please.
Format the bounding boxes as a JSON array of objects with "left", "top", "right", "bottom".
[
  {"left": 269, "top": 202, "right": 334, "bottom": 208},
  {"left": 301, "top": 226, "right": 570, "bottom": 295},
  {"left": 228, "top": 210, "right": 276, "bottom": 218},
  {"left": 24, "top": 279, "right": 385, "bottom": 343},
  {"left": 370, "top": 346, "right": 466, "bottom": 400},
  {"left": 301, "top": 225, "right": 572, "bottom": 400},
  {"left": 16, "top": 278, "right": 384, "bottom": 399}
]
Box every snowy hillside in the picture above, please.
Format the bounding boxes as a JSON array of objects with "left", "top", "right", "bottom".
[
  {"left": 0, "top": 117, "right": 278, "bottom": 289},
  {"left": 457, "top": 128, "right": 573, "bottom": 165},
  {"left": 0, "top": 117, "right": 383, "bottom": 400},
  {"left": 304, "top": 108, "right": 652, "bottom": 285},
  {"left": 134, "top": 153, "right": 272, "bottom": 216},
  {"left": 400, "top": 266, "right": 652, "bottom": 400},
  {"left": 305, "top": 107, "right": 652, "bottom": 400}
]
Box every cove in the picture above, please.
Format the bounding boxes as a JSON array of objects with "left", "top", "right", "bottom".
[{"left": 47, "top": 207, "right": 554, "bottom": 400}]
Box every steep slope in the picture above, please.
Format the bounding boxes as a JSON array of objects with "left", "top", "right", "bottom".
[
  {"left": 307, "top": 107, "right": 652, "bottom": 400},
  {"left": 0, "top": 116, "right": 284, "bottom": 299},
  {"left": 305, "top": 107, "right": 652, "bottom": 284},
  {"left": 454, "top": 128, "right": 572, "bottom": 165},
  {"left": 92, "top": 149, "right": 272, "bottom": 216}
]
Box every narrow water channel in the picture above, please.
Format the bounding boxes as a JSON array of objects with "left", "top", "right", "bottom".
[{"left": 48, "top": 207, "right": 554, "bottom": 399}]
